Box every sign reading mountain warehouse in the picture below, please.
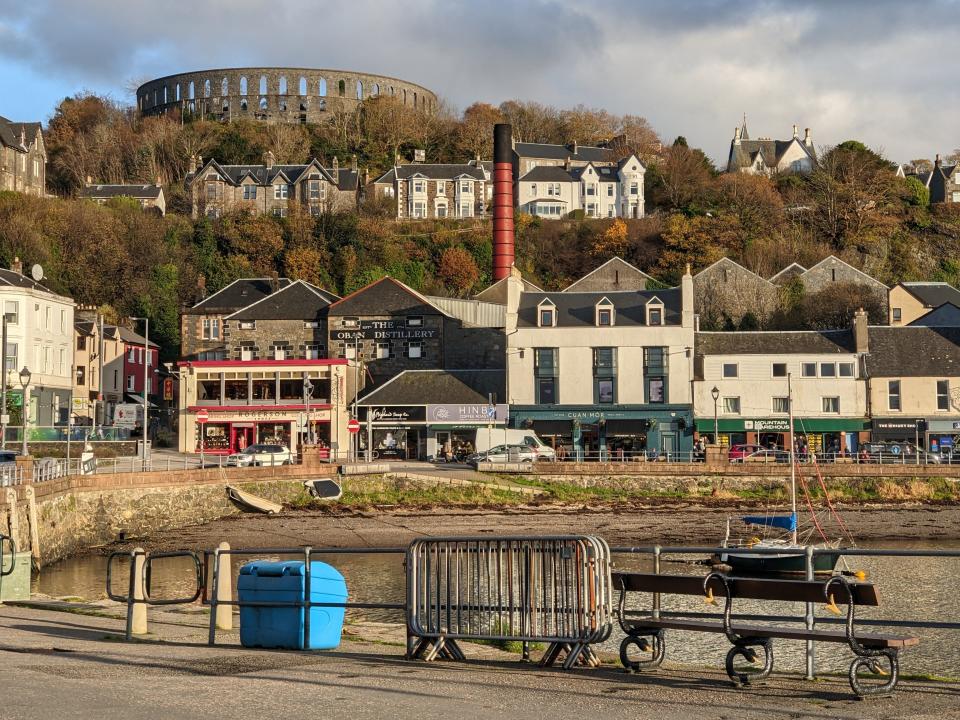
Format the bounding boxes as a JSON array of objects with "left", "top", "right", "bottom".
[{"left": 333, "top": 319, "right": 437, "bottom": 341}]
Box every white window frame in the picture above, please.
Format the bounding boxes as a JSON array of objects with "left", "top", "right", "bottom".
[
  {"left": 408, "top": 342, "right": 423, "bottom": 359},
  {"left": 722, "top": 363, "right": 738, "bottom": 378},
  {"left": 822, "top": 396, "right": 840, "bottom": 413},
  {"left": 801, "top": 362, "right": 817, "bottom": 377},
  {"left": 273, "top": 346, "right": 287, "bottom": 360},
  {"left": 305, "top": 345, "right": 322, "bottom": 360},
  {"left": 839, "top": 362, "right": 855, "bottom": 378},
  {"left": 240, "top": 347, "right": 253, "bottom": 361},
  {"left": 722, "top": 397, "right": 741, "bottom": 414},
  {"left": 126, "top": 374, "right": 136, "bottom": 391},
  {"left": 772, "top": 396, "right": 790, "bottom": 414},
  {"left": 412, "top": 179, "right": 427, "bottom": 194},
  {"left": 274, "top": 183, "right": 289, "bottom": 200},
  {"left": 888, "top": 380, "right": 901, "bottom": 411},
  {"left": 436, "top": 181, "right": 445, "bottom": 195},
  {"left": 407, "top": 316, "right": 423, "bottom": 327},
  {"left": 820, "top": 362, "right": 836, "bottom": 377},
  {"left": 376, "top": 342, "right": 390, "bottom": 359}
]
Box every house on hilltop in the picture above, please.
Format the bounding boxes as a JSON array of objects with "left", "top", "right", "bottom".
[
  {"left": 0, "top": 115, "right": 45, "bottom": 196},
  {"left": 726, "top": 119, "right": 816, "bottom": 175}
]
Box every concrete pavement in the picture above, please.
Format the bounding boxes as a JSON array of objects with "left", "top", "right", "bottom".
[{"left": 0, "top": 602, "right": 957, "bottom": 720}]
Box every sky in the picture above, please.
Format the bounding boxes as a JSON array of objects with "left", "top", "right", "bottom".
[{"left": 1, "top": 0, "right": 958, "bottom": 166}]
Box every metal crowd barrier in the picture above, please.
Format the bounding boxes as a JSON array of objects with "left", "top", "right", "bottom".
[
  {"left": 0, "top": 533, "right": 16, "bottom": 577},
  {"left": 406, "top": 535, "right": 613, "bottom": 669}
]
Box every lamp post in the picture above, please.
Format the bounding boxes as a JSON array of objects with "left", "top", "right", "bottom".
[
  {"left": 19, "top": 366, "right": 31, "bottom": 457},
  {"left": 711, "top": 385, "right": 720, "bottom": 446},
  {"left": 303, "top": 373, "right": 314, "bottom": 454},
  {"left": 129, "top": 317, "right": 150, "bottom": 464}
]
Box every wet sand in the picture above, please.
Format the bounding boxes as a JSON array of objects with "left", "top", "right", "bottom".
[{"left": 108, "top": 500, "right": 960, "bottom": 554}]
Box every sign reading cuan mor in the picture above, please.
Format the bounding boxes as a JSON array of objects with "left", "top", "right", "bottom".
[
  {"left": 427, "top": 404, "right": 509, "bottom": 423},
  {"left": 333, "top": 319, "right": 437, "bottom": 342},
  {"left": 744, "top": 419, "right": 791, "bottom": 431}
]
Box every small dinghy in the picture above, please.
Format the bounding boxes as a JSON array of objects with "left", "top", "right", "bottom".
[
  {"left": 304, "top": 478, "right": 343, "bottom": 501},
  {"left": 226, "top": 486, "right": 283, "bottom": 514}
]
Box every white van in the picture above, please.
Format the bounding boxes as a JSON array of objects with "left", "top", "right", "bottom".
[{"left": 473, "top": 429, "right": 555, "bottom": 460}]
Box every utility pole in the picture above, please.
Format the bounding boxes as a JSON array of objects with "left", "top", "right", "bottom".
[
  {"left": 97, "top": 314, "right": 105, "bottom": 431},
  {"left": 129, "top": 317, "right": 150, "bottom": 467},
  {"left": 1, "top": 313, "right": 9, "bottom": 449}
]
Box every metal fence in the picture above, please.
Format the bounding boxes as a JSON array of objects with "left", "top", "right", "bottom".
[{"left": 534, "top": 449, "right": 956, "bottom": 465}]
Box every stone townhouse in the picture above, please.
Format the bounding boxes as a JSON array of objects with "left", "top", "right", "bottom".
[
  {"left": 186, "top": 153, "right": 358, "bottom": 218},
  {"left": 222, "top": 280, "right": 340, "bottom": 360},
  {"left": 563, "top": 257, "right": 654, "bottom": 292},
  {"left": 369, "top": 164, "right": 487, "bottom": 219},
  {"left": 726, "top": 120, "right": 816, "bottom": 175},
  {"left": 0, "top": 115, "right": 45, "bottom": 196},
  {"left": 929, "top": 155, "right": 960, "bottom": 204},
  {"left": 516, "top": 155, "right": 646, "bottom": 219},
  {"left": 888, "top": 282, "right": 960, "bottom": 326},
  {"left": 79, "top": 182, "right": 166, "bottom": 215}
]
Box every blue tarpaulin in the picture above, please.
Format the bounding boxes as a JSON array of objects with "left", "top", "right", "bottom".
[{"left": 742, "top": 513, "right": 797, "bottom": 532}]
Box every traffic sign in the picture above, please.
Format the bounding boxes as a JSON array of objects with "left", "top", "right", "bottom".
[
  {"left": 347, "top": 419, "right": 360, "bottom": 434},
  {"left": 196, "top": 409, "right": 210, "bottom": 424}
]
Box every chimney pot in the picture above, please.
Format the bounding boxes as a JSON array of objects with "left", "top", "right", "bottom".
[
  {"left": 793, "top": 124, "right": 798, "bottom": 138},
  {"left": 351, "top": 154, "right": 358, "bottom": 171},
  {"left": 11, "top": 256, "right": 22, "bottom": 275},
  {"left": 853, "top": 307, "right": 869, "bottom": 353},
  {"left": 803, "top": 128, "right": 811, "bottom": 145},
  {"left": 935, "top": 154, "right": 942, "bottom": 166},
  {"left": 332, "top": 156, "right": 339, "bottom": 172},
  {"left": 263, "top": 151, "right": 275, "bottom": 170}
]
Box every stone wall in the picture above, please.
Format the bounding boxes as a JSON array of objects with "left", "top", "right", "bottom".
[
  {"left": 225, "top": 318, "right": 327, "bottom": 360},
  {"left": 0, "top": 464, "right": 331, "bottom": 565}
]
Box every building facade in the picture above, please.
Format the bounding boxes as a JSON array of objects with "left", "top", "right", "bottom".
[
  {"left": 929, "top": 156, "right": 960, "bottom": 204},
  {"left": 505, "top": 267, "right": 696, "bottom": 458},
  {"left": 889, "top": 282, "right": 960, "bottom": 326},
  {"left": 79, "top": 183, "right": 166, "bottom": 215},
  {"left": 512, "top": 141, "right": 615, "bottom": 178},
  {"left": 727, "top": 121, "right": 816, "bottom": 175},
  {"left": 186, "top": 155, "right": 358, "bottom": 218},
  {"left": 516, "top": 155, "right": 646, "bottom": 219},
  {"left": 370, "top": 164, "right": 487, "bottom": 219},
  {"left": 177, "top": 358, "right": 355, "bottom": 458},
  {"left": 0, "top": 259, "right": 74, "bottom": 427},
  {"left": 0, "top": 116, "right": 45, "bottom": 196}
]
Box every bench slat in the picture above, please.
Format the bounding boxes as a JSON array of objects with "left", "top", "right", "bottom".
[
  {"left": 622, "top": 617, "right": 919, "bottom": 648},
  {"left": 612, "top": 572, "right": 879, "bottom": 606}
]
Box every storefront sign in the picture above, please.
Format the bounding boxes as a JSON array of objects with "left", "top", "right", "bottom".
[
  {"left": 873, "top": 418, "right": 925, "bottom": 434},
  {"left": 359, "top": 406, "right": 426, "bottom": 423},
  {"left": 333, "top": 318, "right": 437, "bottom": 342},
  {"left": 219, "top": 409, "right": 303, "bottom": 421},
  {"left": 427, "top": 404, "right": 508, "bottom": 423},
  {"left": 744, "top": 419, "right": 790, "bottom": 431}
]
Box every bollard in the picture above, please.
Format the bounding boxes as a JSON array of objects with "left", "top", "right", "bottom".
[
  {"left": 215, "top": 542, "right": 233, "bottom": 630},
  {"left": 130, "top": 548, "right": 148, "bottom": 635},
  {"left": 4, "top": 488, "right": 18, "bottom": 550},
  {"left": 23, "top": 486, "right": 40, "bottom": 569}
]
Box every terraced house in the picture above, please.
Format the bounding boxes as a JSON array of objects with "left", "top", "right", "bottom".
[
  {"left": 370, "top": 163, "right": 487, "bottom": 219},
  {"left": 0, "top": 115, "right": 45, "bottom": 196},
  {"left": 186, "top": 152, "right": 358, "bottom": 218}
]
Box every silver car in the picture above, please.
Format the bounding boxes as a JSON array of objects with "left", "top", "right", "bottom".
[
  {"left": 226, "top": 444, "right": 293, "bottom": 467},
  {"left": 467, "top": 444, "right": 537, "bottom": 467}
]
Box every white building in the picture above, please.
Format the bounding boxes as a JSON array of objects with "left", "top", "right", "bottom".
[
  {"left": 517, "top": 155, "right": 645, "bottom": 219},
  {"left": 0, "top": 258, "right": 75, "bottom": 427},
  {"left": 503, "top": 265, "right": 694, "bottom": 457},
  {"left": 726, "top": 121, "right": 816, "bottom": 175}
]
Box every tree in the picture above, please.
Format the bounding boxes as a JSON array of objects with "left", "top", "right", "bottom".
[
  {"left": 796, "top": 282, "right": 885, "bottom": 329},
  {"left": 712, "top": 173, "right": 784, "bottom": 241},
  {"left": 609, "top": 115, "right": 661, "bottom": 163},
  {"left": 284, "top": 246, "right": 334, "bottom": 288},
  {"left": 455, "top": 103, "right": 503, "bottom": 159},
  {"left": 560, "top": 104, "right": 618, "bottom": 145},
  {"left": 361, "top": 96, "right": 426, "bottom": 164},
  {"left": 650, "top": 143, "right": 714, "bottom": 211},
  {"left": 437, "top": 246, "right": 480, "bottom": 295},
  {"left": 589, "top": 219, "right": 629, "bottom": 258},
  {"left": 909, "top": 158, "right": 933, "bottom": 173}
]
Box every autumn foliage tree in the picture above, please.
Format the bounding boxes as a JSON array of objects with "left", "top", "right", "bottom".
[{"left": 437, "top": 246, "right": 480, "bottom": 296}]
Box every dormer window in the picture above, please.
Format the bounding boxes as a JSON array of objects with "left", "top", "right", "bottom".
[
  {"left": 595, "top": 298, "right": 615, "bottom": 327},
  {"left": 646, "top": 297, "right": 664, "bottom": 326},
  {"left": 537, "top": 299, "right": 557, "bottom": 327}
]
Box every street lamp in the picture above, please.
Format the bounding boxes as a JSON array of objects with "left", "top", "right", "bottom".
[
  {"left": 19, "top": 366, "right": 31, "bottom": 457},
  {"left": 129, "top": 317, "right": 150, "bottom": 463},
  {"left": 303, "top": 373, "right": 314, "bottom": 451},
  {"left": 711, "top": 386, "right": 720, "bottom": 446}
]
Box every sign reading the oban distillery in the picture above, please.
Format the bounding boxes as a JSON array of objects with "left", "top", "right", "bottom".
[{"left": 333, "top": 319, "right": 437, "bottom": 341}]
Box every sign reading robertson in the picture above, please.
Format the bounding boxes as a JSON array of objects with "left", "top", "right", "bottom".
[{"left": 427, "top": 404, "right": 509, "bottom": 423}]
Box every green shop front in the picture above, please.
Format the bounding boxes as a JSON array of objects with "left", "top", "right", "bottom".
[
  {"left": 510, "top": 405, "right": 694, "bottom": 459},
  {"left": 694, "top": 417, "right": 870, "bottom": 454}
]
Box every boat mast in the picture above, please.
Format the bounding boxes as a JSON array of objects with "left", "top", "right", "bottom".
[{"left": 788, "top": 372, "right": 797, "bottom": 545}]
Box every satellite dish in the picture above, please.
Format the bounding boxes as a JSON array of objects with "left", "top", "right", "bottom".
[{"left": 30, "top": 264, "right": 44, "bottom": 282}]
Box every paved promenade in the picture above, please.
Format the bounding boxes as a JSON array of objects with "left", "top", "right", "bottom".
[{"left": 0, "top": 602, "right": 957, "bottom": 720}]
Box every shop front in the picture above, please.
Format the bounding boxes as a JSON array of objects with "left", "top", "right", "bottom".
[
  {"left": 510, "top": 405, "right": 694, "bottom": 460},
  {"left": 871, "top": 418, "right": 926, "bottom": 449},
  {"left": 926, "top": 419, "right": 960, "bottom": 455},
  {"left": 694, "top": 417, "right": 870, "bottom": 454},
  {"left": 191, "top": 408, "right": 330, "bottom": 455}
]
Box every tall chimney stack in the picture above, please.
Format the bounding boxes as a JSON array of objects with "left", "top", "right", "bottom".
[{"left": 492, "top": 123, "right": 515, "bottom": 281}]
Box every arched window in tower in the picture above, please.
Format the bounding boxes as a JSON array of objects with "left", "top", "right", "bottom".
[
  {"left": 259, "top": 97, "right": 268, "bottom": 111},
  {"left": 338, "top": 79, "right": 345, "bottom": 96},
  {"left": 299, "top": 76, "right": 307, "bottom": 95},
  {"left": 389, "top": 86, "right": 395, "bottom": 96},
  {"left": 221, "top": 77, "right": 229, "bottom": 96},
  {"left": 153, "top": 90, "right": 158, "bottom": 106},
  {"left": 175, "top": 83, "right": 181, "bottom": 101},
  {"left": 372, "top": 83, "right": 380, "bottom": 96},
  {"left": 278, "top": 76, "right": 287, "bottom": 95},
  {"left": 403, "top": 89, "right": 407, "bottom": 104},
  {"left": 413, "top": 92, "right": 418, "bottom": 108},
  {"left": 356, "top": 80, "right": 363, "bottom": 99},
  {"left": 240, "top": 76, "right": 248, "bottom": 96},
  {"left": 318, "top": 77, "right": 327, "bottom": 96},
  {"left": 259, "top": 75, "right": 268, "bottom": 95},
  {"left": 240, "top": 99, "right": 248, "bottom": 112},
  {"left": 163, "top": 86, "right": 168, "bottom": 104},
  {"left": 188, "top": 81, "right": 195, "bottom": 100},
  {"left": 204, "top": 79, "right": 211, "bottom": 98}
]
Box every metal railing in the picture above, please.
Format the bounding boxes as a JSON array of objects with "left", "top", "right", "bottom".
[{"left": 531, "top": 449, "right": 958, "bottom": 466}]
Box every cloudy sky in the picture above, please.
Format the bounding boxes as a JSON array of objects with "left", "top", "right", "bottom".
[{"left": 1, "top": 0, "right": 958, "bottom": 165}]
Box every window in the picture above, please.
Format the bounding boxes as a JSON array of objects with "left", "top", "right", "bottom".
[
  {"left": 309, "top": 180, "right": 323, "bottom": 200},
  {"left": 460, "top": 181, "right": 471, "bottom": 193},
  {"left": 3, "top": 300, "right": 18, "bottom": 324},
  {"left": 202, "top": 318, "right": 220, "bottom": 340},
  {"left": 888, "top": 380, "right": 901, "bottom": 411},
  {"left": 272, "top": 208, "right": 288, "bottom": 218},
  {"left": 206, "top": 182, "right": 220, "bottom": 201},
  {"left": 128, "top": 347, "right": 136, "bottom": 362},
  {"left": 303, "top": 321, "right": 320, "bottom": 329},
  {"left": 271, "top": 345, "right": 286, "bottom": 360},
  {"left": 606, "top": 184, "right": 614, "bottom": 197},
  {"left": 801, "top": 362, "right": 817, "bottom": 377},
  {"left": 586, "top": 203, "right": 597, "bottom": 217},
  {"left": 59, "top": 348, "right": 65, "bottom": 375},
  {"left": 630, "top": 182, "right": 639, "bottom": 196},
  {"left": 45, "top": 306, "right": 50, "bottom": 329},
  {"left": 407, "top": 316, "right": 423, "bottom": 327},
  {"left": 60, "top": 310, "right": 65, "bottom": 333},
  {"left": 240, "top": 347, "right": 253, "bottom": 361},
  {"left": 598, "top": 308, "right": 612, "bottom": 326},
  {"left": 839, "top": 362, "right": 855, "bottom": 377},
  {"left": 412, "top": 201, "right": 426, "bottom": 218},
  {"left": 274, "top": 184, "right": 290, "bottom": 200},
  {"left": 436, "top": 181, "right": 445, "bottom": 195},
  {"left": 305, "top": 345, "right": 322, "bottom": 360},
  {"left": 722, "top": 397, "right": 741, "bottom": 414},
  {"left": 242, "top": 185, "right": 257, "bottom": 200},
  {"left": 535, "top": 348, "right": 559, "bottom": 405},
  {"left": 772, "top": 362, "right": 787, "bottom": 377},
  {"left": 529, "top": 183, "right": 537, "bottom": 196},
  {"left": 460, "top": 203, "right": 471, "bottom": 217},
  {"left": 4, "top": 342, "right": 17, "bottom": 373},
  {"left": 408, "top": 342, "right": 423, "bottom": 359},
  {"left": 77, "top": 365, "right": 86, "bottom": 386},
  {"left": 772, "top": 396, "right": 790, "bottom": 414},
  {"left": 937, "top": 380, "right": 950, "bottom": 411},
  {"left": 548, "top": 183, "right": 561, "bottom": 196},
  {"left": 822, "top": 397, "right": 840, "bottom": 413},
  {"left": 344, "top": 345, "right": 357, "bottom": 360},
  {"left": 126, "top": 375, "right": 135, "bottom": 391},
  {"left": 77, "top": 335, "right": 86, "bottom": 351},
  {"left": 722, "top": 363, "right": 738, "bottom": 378},
  {"left": 376, "top": 342, "right": 390, "bottom": 359},
  {"left": 892, "top": 308, "right": 902, "bottom": 323},
  {"left": 539, "top": 308, "right": 554, "bottom": 327},
  {"left": 239, "top": 320, "right": 255, "bottom": 330},
  {"left": 643, "top": 347, "right": 668, "bottom": 403},
  {"left": 592, "top": 348, "right": 617, "bottom": 404},
  {"left": 413, "top": 180, "right": 426, "bottom": 193},
  {"left": 585, "top": 183, "right": 596, "bottom": 196},
  {"left": 818, "top": 362, "right": 835, "bottom": 377},
  {"left": 436, "top": 204, "right": 447, "bottom": 218}
]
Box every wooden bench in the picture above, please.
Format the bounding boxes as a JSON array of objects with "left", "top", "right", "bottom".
[{"left": 612, "top": 571, "right": 919, "bottom": 698}]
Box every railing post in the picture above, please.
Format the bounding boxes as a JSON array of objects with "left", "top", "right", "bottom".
[
  {"left": 804, "top": 545, "right": 815, "bottom": 680},
  {"left": 215, "top": 542, "right": 233, "bottom": 630},
  {"left": 129, "top": 547, "right": 148, "bottom": 637},
  {"left": 208, "top": 547, "right": 221, "bottom": 646},
  {"left": 652, "top": 545, "right": 661, "bottom": 620}
]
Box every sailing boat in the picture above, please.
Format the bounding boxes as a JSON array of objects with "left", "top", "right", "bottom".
[{"left": 717, "top": 373, "right": 844, "bottom": 575}]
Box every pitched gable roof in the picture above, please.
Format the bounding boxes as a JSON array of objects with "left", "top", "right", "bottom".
[
  {"left": 0, "top": 267, "right": 53, "bottom": 292},
  {"left": 728, "top": 136, "right": 816, "bottom": 172},
  {"left": 518, "top": 288, "right": 682, "bottom": 328},
  {"left": 769, "top": 262, "right": 807, "bottom": 284},
  {"left": 226, "top": 280, "right": 339, "bottom": 321},
  {"left": 696, "top": 330, "right": 856, "bottom": 356},
  {"left": 514, "top": 142, "right": 613, "bottom": 164},
  {"left": 0, "top": 116, "right": 41, "bottom": 152},
  {"left": 473, "top": 275, "right": 542, "bottom": 303},
  {"left": 518, "top": 166, "right": 574, "bottom": 183},
  {"left": 327, "top": 276, "right": 445, "bottom": 317},
  {"left": 79, "top": 184, "right": 163, "bottom": 200},
  {"left": 898, "top": 282, "right": 960, "bottom": 309},
  {"left": 563, "top": 257, "right": 656, "bottom": 292},
  {"left": 864, "top": 326, "right": 960, "bottom": 377},
  {"left": 693, "top": 256, "right": 774, "bottom": 286},
  {"left": 190, "top": 278, "right": 293, "bottom": 313},
  {"left": 393, "top": 164, "right": 485, "bottom": 181},
  {"left": 188, "top": 158, "right": 356, "bottom": 190},
  {"left": 357, "top": 369, "right": 505, "bottom": 406},
  {"left": 802, "top": 255, "right": 887, "bottom": 289},
  {"left": 907, "top": 302, "right": 960, "bottom": 327}
]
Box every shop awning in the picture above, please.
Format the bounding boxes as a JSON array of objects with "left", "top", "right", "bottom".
[
  {"left": 694, "top": 418, "right": 870, "bottom": 432},
  {"left": 125, "top": 393, "right": 159, "bottom": 409},
  {"left": 605, "top": 419, "right": 649, "bottom": 434},
  {"left": 530, "top": 420, "right": 572, "bottom": 434}
]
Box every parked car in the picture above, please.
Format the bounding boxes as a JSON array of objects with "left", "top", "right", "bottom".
[
  {"left": 728, "top": 444, "right": 764, "bottom": 462},
  {"left": 226, "top": 444, "right": 292, "bottom": 467},
  {"left": 859, "top": 442, "right": 941, "bottom": 464},
  {"left": 742, "top": 448, "right": 790, "bottom": 464},
  {"left": 467, "top": 444, "right": 537, "bottom": 467},
  {"left": 0, "top": 450, "right": 18, "bottom": 486}
]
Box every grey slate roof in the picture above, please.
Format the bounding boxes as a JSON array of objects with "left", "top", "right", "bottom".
[
  {"left": 695, "top": 330, "right": 856, "bottom": 356},
  {"left": 517, "top": 288, "right": 681, "bottom": 327},
  {"left": 514, "top": 142, "right": 613, "bottom": 164},
  {"left": 900, "top": 282, "right": 960, "bottom": 308},
  {"left": 358, "top": 369, "right": 505, "bottom": 406},
  {"left": 328, "top": 277, "right": 444, "bottom": 317},
  {"left": 191, "top": 278, "right": 294, "bottom": 313},
  {"left": 115, "top": 325, "right": 159, "bottom": 348},
  {"left": 519, "top": 166, "right": 575, "bottom": 183},
  {"left": 188, "top": 159, "right": 358, "bottom": 191},
  {"left": 728, "top": 137, "right": 816, "bottom": 172},
  {"left": 0, "top": 268, "right": 52, "bottom": 292},
  {"left": 79, "top": 184, "right": 162, "bottom": 200},
  {"left": 769, "top": 262, "right": 807, "bottom": 284},
  {"left": 226, "top": 280, "right": 339, "bottom": 321},
  {"left": 0, "top": 116, "right": 40, "bottom": 151},
  {"left": 864, "top": 326, "right": 960, "bottom": 377},
  {"left": 393, "top": 164, "right": 485, "bottom": 181}
]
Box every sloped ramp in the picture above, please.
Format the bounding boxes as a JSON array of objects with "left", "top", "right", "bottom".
[{"left": 225, "top": 486, "right": 283, "bottom": 514}]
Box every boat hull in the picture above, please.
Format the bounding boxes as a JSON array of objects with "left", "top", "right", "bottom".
[{"left": 718, "top": 550, "right": 842, "bottom": 575}]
